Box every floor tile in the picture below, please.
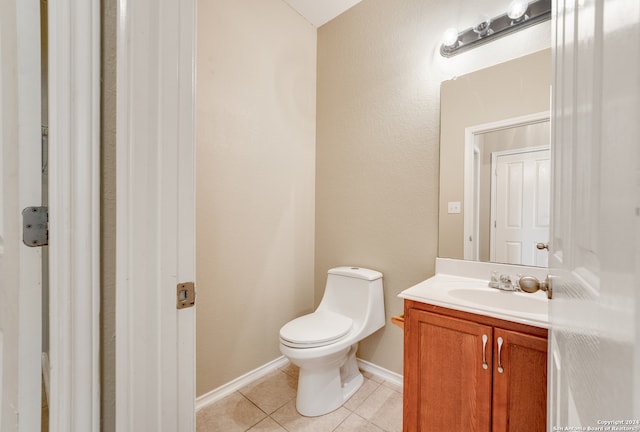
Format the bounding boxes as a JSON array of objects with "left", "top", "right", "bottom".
[
  {"left": 361, "top": 370, "right": 384, "bottom": 384},
  {"left": 240, "top": 370, "right": 298, "bottom": 414},
  {"left": 271, "top": 399, "right": 350, "bottom": 432},
  {"left": 278, "top": 362, "right": 299, "bottom": 379},
  {"left": 343, "top": 378, "right": 380, "bottom": 412},
  {"left": 354, "top": 385, "right": 403, "bottom": 432},
  {"left": 334, "top": 413, "right": 385, "bottom": 432},
  {"left": 381, "top": 380, "right": 403, "bottom": 394},
  {"left": 196, "top": 392, "right": 266, "bottom": 432},
  {"left": 247, "top": 417, "right": 288, "bottom": 432},
  {"left": 199, "top": 364, "right": 403, "bottom": 432}
]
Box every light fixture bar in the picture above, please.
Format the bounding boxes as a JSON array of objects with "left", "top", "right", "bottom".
[{"left": 440, "top": 0, "right": 551, "bottom": 58}]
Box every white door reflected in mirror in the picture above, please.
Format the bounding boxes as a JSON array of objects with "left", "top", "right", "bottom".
[
  {"left": 491, "top": 147, "right": 550, "bottom": 267},
  {"left": 463, "top": 113, "right": 550, "bottom": 266}
]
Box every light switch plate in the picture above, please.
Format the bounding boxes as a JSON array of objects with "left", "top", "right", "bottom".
[{"left": 448, "top": 201, "right": 461, "bottom": 214}]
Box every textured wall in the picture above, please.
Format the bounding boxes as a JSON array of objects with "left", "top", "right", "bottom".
[
  {"left": 316, "top": 0, "right": 551, "bottom": 375},
  {"left": 195, "top": 0, "right": 317, "bottom": 396}
]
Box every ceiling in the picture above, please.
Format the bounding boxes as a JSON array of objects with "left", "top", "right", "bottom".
[{"left": 282, "top": 0, "right": 364, "bottom": 27}]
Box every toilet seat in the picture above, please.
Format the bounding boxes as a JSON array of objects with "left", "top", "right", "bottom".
[{"left": 280, "top": 310, "right": 353, "bottom": 348}]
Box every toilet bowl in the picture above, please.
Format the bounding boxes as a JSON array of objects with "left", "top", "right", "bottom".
[{"left": 279, "top": 266, "right": 385, "bottom": 417}]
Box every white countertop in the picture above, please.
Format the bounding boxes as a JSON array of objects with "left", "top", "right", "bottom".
[{"left": 399, "top": 272, "right": 549, "bottom": 329}]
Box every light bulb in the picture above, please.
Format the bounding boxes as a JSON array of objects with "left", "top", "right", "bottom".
[
  {"left": 442, "top": 28, "right": 459, "bottom": 48},
  {"left": 508, "top": 0, "right": 529, "bottom": 20}
]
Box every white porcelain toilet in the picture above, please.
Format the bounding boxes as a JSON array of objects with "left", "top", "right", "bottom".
[{"left": 279, "top": 266, "right": 385, "bottom": 417}]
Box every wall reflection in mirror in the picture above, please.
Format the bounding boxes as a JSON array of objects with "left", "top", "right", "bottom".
[{"left": 438, "top": 49, "right": 551, "bottom": 267}]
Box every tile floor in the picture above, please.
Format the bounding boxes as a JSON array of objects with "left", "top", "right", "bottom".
[{"left": 196, "top": 362, "right": 403, "bottom": 432}]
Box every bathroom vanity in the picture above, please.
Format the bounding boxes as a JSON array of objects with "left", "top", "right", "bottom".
[{"left": 399, "top": 259, "right": 549, "bottom": 432}]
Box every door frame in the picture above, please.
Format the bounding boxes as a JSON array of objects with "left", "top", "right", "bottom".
[
  {"left": 463, "top": 111, "right": 550, "bottom": 261},
  {"left": 1, "top": 1, "right": 43, "bottom": 429},
  {"left": 115, "top": 0, "right": 196, "bottom": 430},
  {"left": 47, "top": 0, "right": 101, "bottom": 431}
]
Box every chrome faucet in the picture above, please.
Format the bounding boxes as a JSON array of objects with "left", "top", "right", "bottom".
[
  {"left": 488, "top": 272, "right": 519, "bottom": 291},
  {"left": 498, "top": 274, "right": 515, "bottom": 291}
]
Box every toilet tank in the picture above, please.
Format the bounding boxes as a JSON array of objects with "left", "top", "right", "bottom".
[{"left": 317, "top": 267, "right": 385, "bottom": 339}]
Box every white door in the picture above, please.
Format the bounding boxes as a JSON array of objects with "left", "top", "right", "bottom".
[
  {"left": 549, "top": 0, "right": 640, "bottom": 428},
  {"left": 0, "top": 1, "right": 42, "bottom": 430},
  {"left": 491, "top": 148, "right": 550, "bottom": 266},
  {"left": 116, "top": 0, "right": 196, "bottom": 430}
]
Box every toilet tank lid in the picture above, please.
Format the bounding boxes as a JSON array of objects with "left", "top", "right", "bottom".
[{"left": 328, "top": 266, "right": 383, "bottom": 281}]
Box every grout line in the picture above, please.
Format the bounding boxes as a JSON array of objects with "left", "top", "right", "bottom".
[
  {"left": 331, "top": 411, "right": 351, "bottom": 432},
  {"left": 269, "top": 414, "right": 290, "bottom": 432},
  {"left": 381, "top": 380, "right": 403, "bottom": 394},
  {"left": 345, "top": 377, "right": 382, "bottom": 413},
  {"left": 236, "top": 391, "right": 269, "bottom": 431}
]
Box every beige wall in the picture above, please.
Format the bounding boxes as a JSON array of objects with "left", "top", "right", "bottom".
[
  {"left": 195, "top": 0, "right": 317, "bottom": 396},
  {"left": 439, "top": 49, "right": 552, "bottom": 260},
  {"left": 316, "top": 0, "right": 551, "bottom": 375},
  {"left": 316, "top": 0, "right": 439, "bottom": 376}
]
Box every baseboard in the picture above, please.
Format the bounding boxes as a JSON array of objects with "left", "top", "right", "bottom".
[
  {"left": 195, "top": 356, "right": 290, "bottom": 412},
  {"left": 42, "top": 352, "right": 50, "bottom": 402},
  {"left": 357, "top": 358, "right": 404, "bottom": 389},
  {"left": 196, "top": 356, "right": 404, "bottom": 412}
]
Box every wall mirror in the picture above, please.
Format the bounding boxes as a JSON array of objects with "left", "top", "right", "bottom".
[{"left": 438, "top": 49, "right": 552, "bottom": 267}]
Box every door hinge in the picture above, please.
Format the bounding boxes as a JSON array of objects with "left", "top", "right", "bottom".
[
  {"left": 22, "top": 206, "right": 48, "bottom": 247},
  {"left": 177, "top": 282, "right": 196, "bottom": 309}
]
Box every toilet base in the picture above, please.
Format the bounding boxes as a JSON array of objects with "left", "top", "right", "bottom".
[{"left": 294, "top": 344, "right": 363, "bottom": 417}]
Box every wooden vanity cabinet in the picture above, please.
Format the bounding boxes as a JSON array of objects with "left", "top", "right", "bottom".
[{"left": 403, "top": 300, "right": 547, "bottom": 432}]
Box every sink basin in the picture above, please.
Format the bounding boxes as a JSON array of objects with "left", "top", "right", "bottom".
[
  {"left": 399, "top": 272, "right": 550, "bottom": 327},
  {"left": 448, "top": 288, "right": 548, "bottom": 315}
]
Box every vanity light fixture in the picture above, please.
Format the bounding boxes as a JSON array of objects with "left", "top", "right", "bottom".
[
  {"left": 473, "top": 18, "right": 492, "bottom": 37},
  {"left": 440, "top": 0, "right": 551, "bottom": 58}
]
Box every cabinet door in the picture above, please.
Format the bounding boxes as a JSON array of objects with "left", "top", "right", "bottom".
[
  {"left": 405, "top": 310, "right": 493, "bottom": 432},
  {"left": 492, "top": 328, "right": 547, "bottom": 432}
]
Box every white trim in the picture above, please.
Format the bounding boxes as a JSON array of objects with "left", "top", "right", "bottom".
[
  {"left": 47, "top": 0, "right": 101, "bottom": 430},
  {"left": 195, "top": 356, "right": 403, "bottom": 412},
  {"left": 116, "top": 0, "right": 196, "bottom": 430},
  {"left": 356, "top": 358, "right": 404, "bottom": 389},
  {"left": 196, "top": 357, "right": 290, "bottom": 411},
  {"left": 463, "top": 111, "right": 550, "bottom": 261},
  {"left": 15, "top": 1, "right": 43, "bottom": 429}
]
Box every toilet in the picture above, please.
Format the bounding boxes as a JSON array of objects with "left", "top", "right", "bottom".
[{"left": 279, "top": 266, "right": 385, "bottom": 417}]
